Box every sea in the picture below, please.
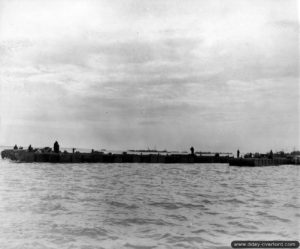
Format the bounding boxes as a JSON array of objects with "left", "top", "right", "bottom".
[{"left": 0, "top": 152, "right": 299, "bottom": 249}]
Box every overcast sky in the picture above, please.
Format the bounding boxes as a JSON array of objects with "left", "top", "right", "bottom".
[{"left": 0, "top": 0, "right": 299, "bottom": 153}]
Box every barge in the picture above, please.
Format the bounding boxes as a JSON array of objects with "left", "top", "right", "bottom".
[
  {"left": 229, "top": 158, "right": 292, "bottom": 166},
  {"left": 1, "top": 149, "right": 231, "bottom": 164},
  {"left": 1, "top": 149, "right": 296, "bottom": 166}
]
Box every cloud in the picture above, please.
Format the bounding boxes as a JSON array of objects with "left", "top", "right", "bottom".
[
  {"left": 273, "top": 20, "right": 300, "bottom": 32},
  {"left": 0, "top": 0, "right": 299, "bottom": 151}
]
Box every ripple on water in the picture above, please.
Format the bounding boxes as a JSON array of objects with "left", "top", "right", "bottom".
[
  {"left": 107, "top": 201, "right": 139, "bottom": 209},
  {"left": 41, "top": 194, "right": 73, "bottom": 201},
  {"left": 166, "top": 235, "right": 219, "bottom": 247},
  {"left": 124, "top": 244, "right": 157, "bottom": 249},
  {"left": 256, "top": 211, "right": 291, "bottom": 223},
  {"left": 223, "top": 198, "right": 246, "bottom": 205},
  {"left": 228, "top": 221, "right": 258, "bottom": 230},
  {"left": 166, "top": 214, "right": 188, "bottom": 221},
  {"left": 51, "top": 226, "right": 108, "bottom": 239},
  {"left": 113, "top": 218, "right": 175, "bottom": 226},
  {"left": 35, "top": 202, "right": 69, "bottom": 214},
  {"left": 204, "top": 211, "right": 220, "bottom": 215},
  {"left": 148, "top": 202, "right": 180, "bottom": 210},
  {"left": 283, "top": 203, "right": 299, "bottom": 209},
  {"left": 214, "top": 229, "right": 231, "bottom": 235},
  {"left": 236, "top": 230, "right": 277, "bottom": 235}
]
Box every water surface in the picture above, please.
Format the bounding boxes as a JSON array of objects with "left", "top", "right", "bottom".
[{"left": 0, "top": 158, "right": 298, "bottom": 249}]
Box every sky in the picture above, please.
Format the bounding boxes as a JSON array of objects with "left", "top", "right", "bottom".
[{"left": 0, "top": 0, "right": 299, "bottom": 153}]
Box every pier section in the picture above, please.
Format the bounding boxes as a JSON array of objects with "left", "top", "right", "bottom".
[{"left": 1, "top": 149, "right": 297, "bottom": 166}]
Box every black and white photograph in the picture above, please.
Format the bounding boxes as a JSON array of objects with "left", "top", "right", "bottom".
[{"left": 0, "top": 0, "right": 299, "bottom": 248}]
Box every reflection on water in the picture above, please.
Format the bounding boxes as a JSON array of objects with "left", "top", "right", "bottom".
[{"left": 0, "top": 158, "right": 298, "bottom": 249}]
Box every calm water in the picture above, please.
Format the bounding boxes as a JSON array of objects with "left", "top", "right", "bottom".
[{"left": 0, "top": 158, "right": 299, "bottom": 249}]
